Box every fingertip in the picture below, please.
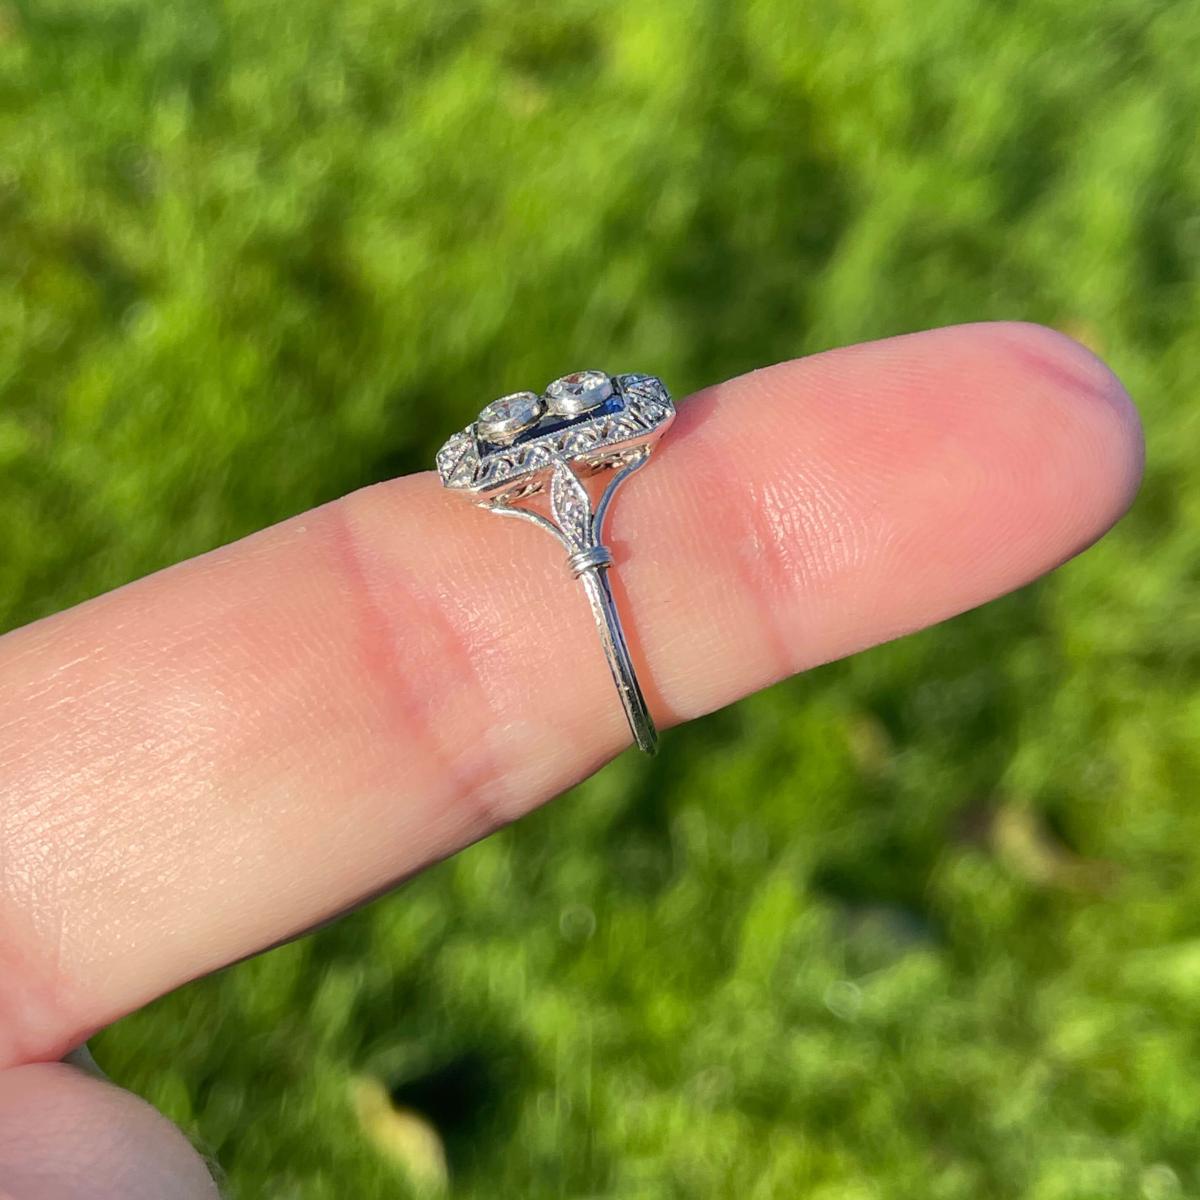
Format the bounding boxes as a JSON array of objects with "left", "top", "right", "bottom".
[
  {"left": 981, "top": 320, "right": 1145, "bottom": 523},
  {"left": 918, "top": 321, "right": 1144, "bottom": 574},
  {"left": 643, "top": 321, "right": 1146, "bottom": 708},
  {"left": 0, "top": 1063, "right": 220, "bottom": 1199}
]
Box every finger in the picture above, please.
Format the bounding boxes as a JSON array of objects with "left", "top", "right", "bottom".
[
  {"left": 0, "top": 322, "right": 1142, "bottom": 1068},
  {"left": 0, "top": 1063, "right": 218, "bottom": 1198}
]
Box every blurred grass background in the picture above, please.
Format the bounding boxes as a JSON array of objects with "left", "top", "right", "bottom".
[{"left": 1, "top": 0, "right": 1197, "bottom": 1195}]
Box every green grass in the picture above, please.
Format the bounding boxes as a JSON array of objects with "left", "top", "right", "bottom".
[{"left": 3, "top": 0, "right": 1198, "bottom": 1195}]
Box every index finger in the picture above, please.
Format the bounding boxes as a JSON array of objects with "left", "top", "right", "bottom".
[{"left": 0, "top": 322, "right": 1142, "bottom": 1068}]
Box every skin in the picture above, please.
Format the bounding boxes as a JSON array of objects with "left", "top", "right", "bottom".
[{"left": 0, "top": 323, "right": 1143, "bottom": 1196}]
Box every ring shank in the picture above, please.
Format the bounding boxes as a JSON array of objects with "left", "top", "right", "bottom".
[
  {"left": 475, "top": 430, "right": 664, "bottom": 756},
  {"left": 576, "top": 564, "right": 658, "bottom": 755}
]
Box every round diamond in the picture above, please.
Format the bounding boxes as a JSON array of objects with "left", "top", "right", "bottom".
[
  {"left": 544, "top": 370, "right": 614, "bottom": 417},
  {"left": 476, "top": 390, "right": 543, "bottom": 444}
]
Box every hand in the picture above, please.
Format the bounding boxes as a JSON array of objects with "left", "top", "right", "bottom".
[{"left": 0, "top": 324, "right": 1142, "bottom": 1197}]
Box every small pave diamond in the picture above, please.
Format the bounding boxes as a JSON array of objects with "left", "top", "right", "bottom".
[
  {"left": 545, "top": 370, "right": 614, "bottom": 417},
  {"left": 435, "top": 431, "right": 470, "bottom": 476},
  {"left": 477, "top": 390, "right": 543, "bottom": 444}
]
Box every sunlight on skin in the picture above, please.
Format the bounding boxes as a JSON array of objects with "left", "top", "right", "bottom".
[{"left": 0, "top": 325, "right": 1142, "bottom": 1195}]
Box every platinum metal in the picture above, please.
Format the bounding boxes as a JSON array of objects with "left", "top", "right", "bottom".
[{"left": 436, "top": 372, "right": 674, "bottom": 754}]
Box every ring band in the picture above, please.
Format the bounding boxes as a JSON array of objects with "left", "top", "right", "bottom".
[{"left": 436, "top": 371, "right": 674, "bottom": 754}]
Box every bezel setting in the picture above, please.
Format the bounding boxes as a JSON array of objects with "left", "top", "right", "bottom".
[
  {"left": 544, "top": 369, "right": 615, "bottom": 417},
  {"left": 475, "top": 390, "right": 544, "bottom": 445}
]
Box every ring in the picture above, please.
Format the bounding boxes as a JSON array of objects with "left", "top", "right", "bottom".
[{"left": 436, "top": 370, "right": 675, "bottom": 755}]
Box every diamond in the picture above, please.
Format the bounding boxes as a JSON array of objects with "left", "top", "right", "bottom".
[
  {"left": 436, "top": 431, "right": 470, "bottom": 475},
  {"left": 476, "top": 390, "right": 544, "bottom": 445},
  {"left": 621, "top": 374, "right": 660, "bottom": 399},
  {"left": 544, "top": 370, "right": 614, "bottom": 417}
]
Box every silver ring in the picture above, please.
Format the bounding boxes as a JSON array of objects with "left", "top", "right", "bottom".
[{"left": 436, "top": 371, "right": 674, "bottom": 755}]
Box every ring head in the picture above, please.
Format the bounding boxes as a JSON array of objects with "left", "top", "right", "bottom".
[
  {"left": 436, "top": 372, "right": 674, "bottom": 500},
  {"left": 476, "top": 390, "right": 544, "bottom": 445},
  {"left": 544, "top": 370, "right": 614, "bottom": 417}
]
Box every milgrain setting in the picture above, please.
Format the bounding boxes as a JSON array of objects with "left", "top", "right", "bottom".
[{"left": 436, "top": 371, "right": 675, "bottom": 754}]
